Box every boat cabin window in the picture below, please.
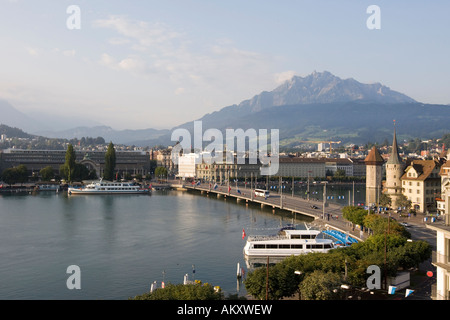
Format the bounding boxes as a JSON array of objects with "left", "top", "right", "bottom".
[
  {"left": 306, "top": 244, "right": 331, "bottom": 249},
  {"left": 252, "top": 244, "right": 304, "bottom": 249},
  {"left": 290, "top": 234, "right": 316, "bottom": 239}
]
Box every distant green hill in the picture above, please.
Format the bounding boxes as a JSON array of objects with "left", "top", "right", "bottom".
[{"left": 0, "top": 124, "right": 35, "bottom": 139}]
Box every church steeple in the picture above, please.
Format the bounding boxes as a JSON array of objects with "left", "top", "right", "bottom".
[
  {"left": 384, "top": 120, "right": 405, "bottom": 208},
  {"left": 386, "top": 120, "right": 402, "bottom": 165}
]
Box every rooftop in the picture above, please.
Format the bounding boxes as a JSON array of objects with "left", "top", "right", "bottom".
[{"left": 364, "top": 146, "right": 384, "bottom": 165}]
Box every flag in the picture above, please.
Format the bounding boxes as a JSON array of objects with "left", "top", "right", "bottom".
[
  {"left": 388, "top": 286, "right": 396, "bottom": 294},
  {"left": 242, "top": 228, "right": 246, "bottom": 239},
  {"left": 161, "top": 281, "right": 165, "bottom": 288},
  {"left": 228, "top": 186, "right": 231, "bottom": 192},
  {"left": 214, "top": 184, "right": 218, "bottom": 190},
  {"left": 197, "top": 181, "right": 201, "bottom": 185},
  {"left": 405, "top": 289, "right": 414, "bottom": 297},
  {"left": 237, "top": 189, "right": 241, "bottom": 194}
]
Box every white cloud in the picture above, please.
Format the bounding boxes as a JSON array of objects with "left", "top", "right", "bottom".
[
  {"left": 175, "top": 87, "right": 186, "bottom": 95},
  {"left": 99, "top": 53, "right": 116, "bottom": 67},
  {"left": 25, "top": 47, "right": 39, "bottom": 56},
  {"left": 63, "top": 49, "right": 76, "bottom": 57},
  {"left": 274, "top": 71, "right": 298, "bottom": 85},
  {"left": 93, "top": 15, "right": 274, "bottom": 91}
]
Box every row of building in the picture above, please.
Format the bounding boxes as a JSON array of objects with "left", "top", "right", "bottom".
[
  {"left": 365, "top": 126, "right": 447, "bottom": 214},
  {"left": 0, "top": 148, "right": 153, "bottom": 178},
  {"left": 177, "top": 153, "right": 366, "bottom": 183}
]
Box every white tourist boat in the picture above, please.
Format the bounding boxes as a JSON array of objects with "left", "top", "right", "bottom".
[
  {"left": 68, "top": 179, "right": 151, "bottom": 195},
  {"left": 243, "top": 227, "right": 335, "bottom": 257}
]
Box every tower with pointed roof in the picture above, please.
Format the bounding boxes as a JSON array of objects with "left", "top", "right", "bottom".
[
  {"left": 384, "top": 121, "right": 405, "bottom": 208},
  {"left": 365, "top": 145, "right": 384, "bottom": 206}
]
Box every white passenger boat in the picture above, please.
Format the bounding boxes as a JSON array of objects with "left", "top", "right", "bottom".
[
  {"left": 243, "top": 227, "right": 335, "bottom": 257},
  {"left": 68, "top": 179, "right": 151, "bottom": 195}
]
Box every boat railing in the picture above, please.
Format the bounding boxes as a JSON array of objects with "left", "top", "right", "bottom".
[{"left": 247, "top": 235, "right": 287, "bottom": 241}]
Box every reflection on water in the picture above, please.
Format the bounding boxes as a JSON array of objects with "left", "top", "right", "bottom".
[
  {"left": 0, "top": 184, "right": 362, "bottom": 299},
  {"left": 0, "top": 189, "right": 313, "bottom": 299}
]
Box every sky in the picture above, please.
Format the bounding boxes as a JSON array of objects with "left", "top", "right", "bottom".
[{"left": 1, "top": 0, "right": 449, "bottom": 131}]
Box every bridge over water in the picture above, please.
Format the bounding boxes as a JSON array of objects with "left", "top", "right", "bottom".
[{"left": 175, "top": 181, "right": 367, "bottom": 242}]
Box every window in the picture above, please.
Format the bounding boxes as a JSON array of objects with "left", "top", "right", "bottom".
[
  {"left": 254, "top": 244, "right": 265, "bottom": 249},
  {"left": 291, "top": 244, "right": 303, "bottom": 249},
  {"left": 445, "top": 238, "right": 450, "bottom": 263}
]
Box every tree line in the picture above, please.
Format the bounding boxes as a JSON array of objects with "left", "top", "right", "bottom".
[{"left": 1, "top": 142, "right": 117, "bottom": 185}]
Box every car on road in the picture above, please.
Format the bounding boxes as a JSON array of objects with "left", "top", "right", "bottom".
[{"left": 400, "top": 222, "right": 409, "bottom": 227}]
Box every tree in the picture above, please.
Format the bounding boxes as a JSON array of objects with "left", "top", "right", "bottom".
[
  {"left": 103, "top": 142, "right": 116, "bottom": 181},
  {"left": 63, "top": 144, "right": 76, "bottom": 182},
  {"left": 334, "top": 169, "right": 346, "bottom": 181},
  {"left": 396, "top": 194, "right": 412, "bottom": 211},
  {"left": 40, "top": 166, "right": 55, "bottom": 181},
  {"left": 155, "top": 166, "right": 168, "bottom": 180},
  {"left": 363, "top": 214, "right": 411, "bottom": 238},
  {"left": 379, "top": 193, "right": 391, "bottom": 207},
  {"left": 15, "top": 164, "right": 28, "bottom": 185},
  {"left": 299, "top": 270, "right": 342, "bottom": 300},
  {"left": 342, "top": 206, "right": 368, "bottom": 227},
  {"left": 244, "top": 262, "right": 298, "bottom": 300},
  {"left": 130, "top": 282, "right": 223, "bottom": 300},
  {"left": 2, "top": 167, "right": 18, "bottom": 186}
]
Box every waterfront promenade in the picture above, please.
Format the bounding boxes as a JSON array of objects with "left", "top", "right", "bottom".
[{"left": 181, "top": 181, "right": 369, "bottom": 242}]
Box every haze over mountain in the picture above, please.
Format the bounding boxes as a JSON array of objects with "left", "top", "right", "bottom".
[
  {"left": 176, "top": 71, "right": 420, "bottom": 135},
  {"left": 0, "top": 99, "right": 103, "bottom": 134},
  {"left": 1, "top": 71, "right": 449, "bottom": 147},
  {"left": 166, "top": 71, "right": 450, "bottom": 147},
  {"left": 232, "top": 71, "right": 416, "bottom": 114}
]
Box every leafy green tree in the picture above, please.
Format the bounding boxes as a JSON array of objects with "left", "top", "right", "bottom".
[
  {"left": 103, "top": 142, "right": 116, "bottom": 181},
  {"left": 155, "top": 166, "right": 168, "bottom": 180},
  {"left": 363, "top": 214, "right": 410, "bottom": 238},
  {"left": 63, "top": 144, "right": 76, "bottom": 182},
  {"left": 2, "top": 167, "right": 18, "bottom": 186},
  {"left": 130, "top": 282, "right": 223, "bottom": 300},
  {"left": 40, "top": 166, "right": 55, "bottom": 181},
  {"left": 73, "top": 163, "right": 90, "bottom": 181},
  {"left": 342, "top": 206, "right": 368, "bottom": 227},
  {"left": 333, "top": 169, "right": 346, "bottom": 181},
  {"left": 299, "top": 270, "right": 342, "bottom": 300},
  {"left": 379, "top": 193, "right": 391, "bottom": 207},
  {"left": 245, "top": 230, "right": 430, "bottom": 300},
  {"left": 396, "top": 194, "right": 412, "bottom": 211},
  {"left": 15, "top": 164, "right": 28, "bottom": 185}
]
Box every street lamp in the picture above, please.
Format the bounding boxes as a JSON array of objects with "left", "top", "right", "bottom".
[{"left": 294, "top": 270, "right": 303, "bottom": 300}]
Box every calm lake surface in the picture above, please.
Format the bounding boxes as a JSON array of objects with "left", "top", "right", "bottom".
[{"left": 0, "top": 184, "right": 365, "bottom": 300}]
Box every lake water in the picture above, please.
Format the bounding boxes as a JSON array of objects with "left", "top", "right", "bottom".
[{"left": 0, "top": 184, "right": 365, "bottom": 300}]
